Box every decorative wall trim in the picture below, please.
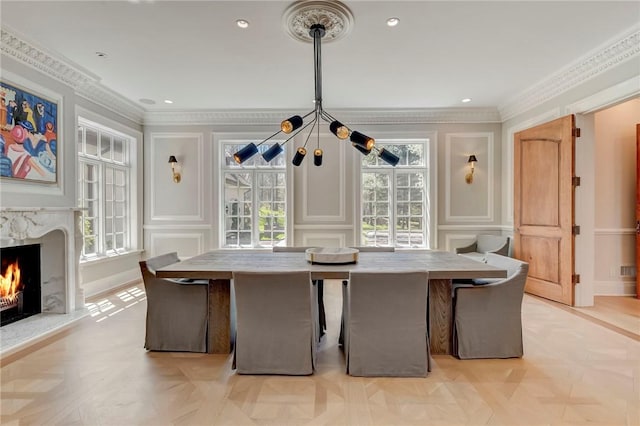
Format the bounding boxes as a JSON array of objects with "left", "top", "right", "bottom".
[
  {"left": 594, "top": 228, "right": 635, "bottom": 235},
  {"left": 565, "top": 76, "right": 640, "bottom": 114},
  {"left": 438, "top": 225, "right": 507, "bottom": 231},
  {"left": 143, "top": 224, "right": 212, "bottom": 231},
  {"left": 302, "top": 135, "right": 346, "bottom": 222},
  {"left": 594, "top": 281, "right": 636, "bottom": 296},
  {"left": 1, "top": 27, "right": 145, "bottom": 124},
  {"left": 149, "top": 232, "right": 205, "bottom": 258},
  {"left": 302, "top": 232, "right": 346, "bottom": 247},
  {"left": 143, "top": 108, "right": 502, "bottom": 126},
  {"left": 444, "top": 132, "right": 494, "bottom": 222},
  {"left": 499, "top": 27, "right": 640, "bottom": 121},
  {"left": 294, "top": 224, "right": 354, "bottom": 230},
  {"left": 444, "top": 234, "right": 478, "bottom": 252},
  {"left": 149, "top": 133, "right": 205, "bottom": 222}
]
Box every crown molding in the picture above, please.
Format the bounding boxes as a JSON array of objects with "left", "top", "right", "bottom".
[
  {"left": 499, "top": 27, "right": 640, "bottom": 121},
  {"left": 142, "top": 107, "right": 502, "bottom": 126},
  {"left": 1, "top": 27, "right": 145, "bottom": 124}
]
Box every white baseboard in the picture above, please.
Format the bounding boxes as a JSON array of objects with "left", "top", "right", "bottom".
[
  {"left": 594, "top": 280, "right": 636, "bottom": 296},
  {"left": 82, "top": 268, "right": 142, "bottom": 299}
]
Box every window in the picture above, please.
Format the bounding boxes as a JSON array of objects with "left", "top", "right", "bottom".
[
  {"left": 77, "top": 119, "right": 133, "bottom": 259},
  {"left": 360, "top": 140, "right": 431, "bottom": 248},
  {"left": 221, "top": 142, "right": 287, "bottom": 248}
]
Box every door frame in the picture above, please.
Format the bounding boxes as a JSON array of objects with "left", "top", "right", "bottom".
[{"left": 505, "top": 76, "right": 639, "bottom": 307}]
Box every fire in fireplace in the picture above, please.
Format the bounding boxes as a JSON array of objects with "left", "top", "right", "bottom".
[{"left": 1, "top": 244, "right": 41, "bottom": 327}]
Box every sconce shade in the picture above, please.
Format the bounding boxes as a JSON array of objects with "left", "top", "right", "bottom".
[
  {"left": 330, "top": 121, "right": 350, "bottom": 139},
  {"left": 378, "top": 148, "right": 400, "bottom": 166},
  {"left": 468, "top": 155, "right": 478, "bottom": 163},
  {"left": 234, "top": 143, "right": 259, "bottom": 164},
  {"left": 313, "top": 149, "right": 323, "bottom": 166},
  {"left": 352, "top": 143, "right": 371, "bottom": 156},
  {"left": 350, "top": 131, "right": 375, "bottom": 150},
  {"left": 262, "top": 143, "right": 283, "bottom": 162},
  {"left": 281, "top": 115, "right": 304, "bottom": 134},
  {"left": 292, "top": 147, "right": 307, "bottom": 166},
  {"left": 168, "top": 155, "right": 178, "bottom": 164}
]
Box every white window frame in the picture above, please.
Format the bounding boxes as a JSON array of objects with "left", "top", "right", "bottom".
[
  {"left": 217, "top": 136, "right": 292, "bottom": 249},
  {"left": 77, "top": 114, "right": 140, "bottom": 261},
  {"left": 356, "top": 134, "right": 437, "bottom": 249}
]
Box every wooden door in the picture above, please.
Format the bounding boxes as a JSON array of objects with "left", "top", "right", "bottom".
[
  {"left": 514, "top": 115, "right": 576, "bottom": 305},
  {"left": 636, "top": 124, "right": 639, "bottom": 299}
]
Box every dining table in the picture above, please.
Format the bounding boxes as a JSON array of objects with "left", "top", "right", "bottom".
[{"left": 156, "top": 249, "right": 507, "bottom": 355}]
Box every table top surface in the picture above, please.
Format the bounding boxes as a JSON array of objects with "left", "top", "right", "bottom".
[{"left": 156, "top": 249, "right": 507, "bottom": 280}]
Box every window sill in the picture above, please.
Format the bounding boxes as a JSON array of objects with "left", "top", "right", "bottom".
[{"left": 80, "top": 249, "right": 143, "bottom": 266}]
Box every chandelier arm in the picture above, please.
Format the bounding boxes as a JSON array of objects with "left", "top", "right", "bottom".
[
  {"left": 301, "top": 116, "right": 318, "bottom": 149},
  {"left": 257, "top": 128, "right": 284, "bottom": 147},
  {"left": 282, "top": 115, "right": 317, "bottom": 146},
  {"left": 320, "top": 109, "right": 339, "bottom": 123}
]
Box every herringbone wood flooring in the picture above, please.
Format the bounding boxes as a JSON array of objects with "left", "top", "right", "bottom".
[{"left": 1, "top": 281, "right": 639, "bottom": 425}]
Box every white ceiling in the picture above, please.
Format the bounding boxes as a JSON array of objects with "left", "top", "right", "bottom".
[{"left": 2, "top": 1, "right": 639, "bottom": 114}]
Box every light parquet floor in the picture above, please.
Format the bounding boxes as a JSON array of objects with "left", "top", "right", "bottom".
[{"left": 1, "top": 280, "right": 639, "bottom": 426}]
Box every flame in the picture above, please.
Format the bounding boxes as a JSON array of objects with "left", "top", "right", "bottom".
[{"left": 1, "top": 261, "right": 22, "bottom": 300}]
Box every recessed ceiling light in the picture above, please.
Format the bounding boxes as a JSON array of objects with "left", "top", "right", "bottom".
[
  {"left": 386, "top": 17, "right": 400, "bottom": 27},
  {"left": 139, "top": 98, "right": 156, "bottom": 105},
  {"left": 95, "top": 51, "right": 108, "bottom": 58},
  {"left": 461, "top": 98, "right": 472, "bottom": 103},
  {"left": 164, "top": 99, "right": 173, "bottom": 104},
  {"left": 237, "top": 19, "right": 249, "bottom": 29}
]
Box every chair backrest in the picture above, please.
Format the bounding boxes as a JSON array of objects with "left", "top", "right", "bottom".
[
  {"left": 272, "top": 246, "right": 310, "bottom": 252},
  {"left": 232, "top": 270, "right": 316, "bottom": 374},
  {"left": 346, "top": 270, "right": 429, "bottom": 376},
  {"left": 350, "top": 246, "right": 395, "bottom": 252},
  {"left": 484, "top": 253, "right": 529, "bottom": 286},
  {"left": 476, "top": 235, "right": 510, "bottom": 255},
  {"left": 140, "top": 252, "right": 180, "bottom": 276}
]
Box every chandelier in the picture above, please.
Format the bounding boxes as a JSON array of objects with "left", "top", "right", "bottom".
[{"left": 233, "top": 0, "right": 399, "bottom": 167}]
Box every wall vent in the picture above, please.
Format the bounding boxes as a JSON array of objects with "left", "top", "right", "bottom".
[{"left": 620, "top": 265, "right": 636, "bottom": 277}]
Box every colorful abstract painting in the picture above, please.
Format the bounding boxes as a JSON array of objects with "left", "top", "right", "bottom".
[{"left": 0, "top": 81, "right": 58, "bottom": 183}]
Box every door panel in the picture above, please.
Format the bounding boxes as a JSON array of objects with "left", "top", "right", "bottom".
[{"left": 514, "top": 115, "right": 575, "bottom": 305}]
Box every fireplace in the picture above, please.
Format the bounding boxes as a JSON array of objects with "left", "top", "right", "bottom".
[{"left": 1, "top": 244, "right": 42, "bottom": 326}]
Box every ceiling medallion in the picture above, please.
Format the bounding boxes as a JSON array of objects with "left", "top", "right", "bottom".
[{"left": 283, "top": 0, "right": 354, "bottom": 43}]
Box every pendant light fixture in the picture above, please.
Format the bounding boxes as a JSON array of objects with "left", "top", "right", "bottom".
[{"left": 233, "top": 1, "right": 399, "bottom": 168}]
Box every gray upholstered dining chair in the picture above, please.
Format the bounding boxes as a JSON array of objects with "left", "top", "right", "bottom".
[
  {"left": 139, "top": 252, "right": 209, "bottom": 352},
  {"left": 272, "top": 246, "right": 325, "bottom": 340},
  {"left": 232, "top": 270, "right": 318, "bottom": 375},
  {"left": 453, "top": 253, "right": 529, "bottom": 359},
  {"left": 342, "top": 270, "right": 430, "bottom": 377},
  {"left": 456, "top": 235, "right": 510, "bottom": 262}
]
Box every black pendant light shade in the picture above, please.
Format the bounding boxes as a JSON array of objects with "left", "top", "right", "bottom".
[
  {"left": 313, "top": 149, "right": 323, "bottom": 166},
  {"left": 281, "top": 115, "right": 304, "bottom": 134},
  {"left": 378, "top": 147, "right": 400, "bottom": 166},
  {"left": 350, "top": 131, "right": 375, "bottom": 150},
  {"left": 329, "top": 121, "right": 350, "bottom": 139},
  {"left": 352, "top": 143, "right": 371, "bottom": 156},
  {"left": 292, "top": 147, "right": 307, "bottom": 166},
  {"left": 262, "top": 143, "right": 284, "bottom": 162},
  {"left": 234, "top": 143, "right": 259, "bottom": 164}
]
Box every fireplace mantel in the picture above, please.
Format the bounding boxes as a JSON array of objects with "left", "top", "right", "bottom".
[{"left": 1, "top": 207, "right": 84, "bottom": 313}]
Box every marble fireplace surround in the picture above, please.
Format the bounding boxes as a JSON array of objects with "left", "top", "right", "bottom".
[{"left": 0, "top": 208, "right": 88, "bottom": 356}]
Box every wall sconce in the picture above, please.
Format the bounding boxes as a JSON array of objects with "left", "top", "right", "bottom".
[
  {"left": 168, "top": 155, "right": 181, "bottom": 183},
  {"left": 465, "top": 155, "right": 477, "bottom": 184}
]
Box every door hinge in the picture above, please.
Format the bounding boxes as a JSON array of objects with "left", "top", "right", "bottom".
[
  {"left": 572, "top": 274, "right": 581, "bottom": 284},
  {"left": 572, "top": 225, "right": 580, "bottom": 235},
  {"left": 573, "top": 128, "right": 581, "bottom": 137},
  {"left": 572, "top": 176, "right": 581, "bottom": 187}
]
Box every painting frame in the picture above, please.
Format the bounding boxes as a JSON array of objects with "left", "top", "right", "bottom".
[{"left": 1, "top": 79, "right": 59, "bottom": 184}]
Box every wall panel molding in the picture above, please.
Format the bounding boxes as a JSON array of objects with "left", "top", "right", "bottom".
[
  {"left": 444, "top": 132, "right": 494, "bottom": 222},
  {"left": 149, "top": 132, "right": 205, "bottom": 222},
  {"left": 149, "top": 232, "right": 205, "bottom": 258}
]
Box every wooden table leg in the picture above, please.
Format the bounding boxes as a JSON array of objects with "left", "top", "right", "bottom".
[
  {"left": 429, "top": 278, "right": 453, "bottom": 355},
  {"left": 208, "top": 279, "right": 232, "bottom": 354}
]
